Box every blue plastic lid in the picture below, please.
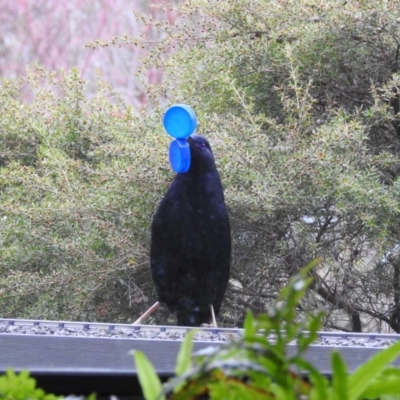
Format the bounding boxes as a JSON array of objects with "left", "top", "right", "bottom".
[
  {"left": 169, "top": 139, "right": 191, "bottom": 173},
  {"left": 163, "top": 104, "right": 197, "bottom": 139}
]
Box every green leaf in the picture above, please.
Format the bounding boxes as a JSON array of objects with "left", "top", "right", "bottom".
[
  {"left": 360, "top": 367, "right": 400, "bottom": 398},
  {"left": 0, "top": 369, "right": 63, "bottom": 400},
  {"left": 309, "top": 368, "right": 329, "bottom": 400},
  {"left": 331, "top": 352, "right": 348, "bottom": 400},
  {"left": 348, "top": 340, "right": 400, "bottom": 400},
  {"left": 362, "top": 376, "right": 400, "bottom": 398},
  {"left": 299, "top": 258, "right": 322, "bottom": 278},
  {"left": 217, "top": 377, "right": 274, "bottom": 400},
  {"left": 133, "top": 350, "right": 165, "bottom": 400},
  {"left": 380, "top": 394, "right": 400, "bottom": 400},
  {"left": 175, "top": 329, "right": 196, "bottom": 376},
  {"left": 244, "top": 311, "right": 256, "bottom": 339},
  {"left": 270, "top": 382, "right": 294, "bottom": 400}
]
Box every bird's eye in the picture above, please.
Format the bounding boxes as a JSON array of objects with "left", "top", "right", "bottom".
[{"left": 200, "top": 143, "right": 206, "bottom": 148}]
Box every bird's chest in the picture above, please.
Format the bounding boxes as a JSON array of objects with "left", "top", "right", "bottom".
[
  {"left": 171, "top": 195, "right": 222, "bottom": 242},
  {"left": 180, "top": 191, "right": 221, "bottom": 224}
]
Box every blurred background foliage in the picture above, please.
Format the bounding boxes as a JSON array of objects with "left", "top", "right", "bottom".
[
  {"left": 2, "top": 0, "right": 400, "bottom": 331},
  {"left": 0, "top": 0, "right": 179, "bottom": 107}
]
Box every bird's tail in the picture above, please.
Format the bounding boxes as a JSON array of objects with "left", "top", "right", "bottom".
[{"left": 177, "top": 308, "right": 211, "bottom": 327}]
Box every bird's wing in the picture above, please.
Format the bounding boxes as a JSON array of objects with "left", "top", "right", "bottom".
[{"left": 150, "top": 182, "right": 188, "bottom": 311}]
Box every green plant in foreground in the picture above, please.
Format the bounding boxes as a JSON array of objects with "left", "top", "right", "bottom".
[
  {"left": 0, "top": 369, "right": 62, "bottom": 400},
  {"left": 134, "top": 260, "right": 400, "bottom": 399},
  {"left": 0, "top": 369, "right": 97, "bottom": 400}
]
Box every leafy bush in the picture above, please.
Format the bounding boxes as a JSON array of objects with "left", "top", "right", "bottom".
[
  {"left": 0, "top": 67, "right": 171, "bottom": 322},
  {"left": 134, "top": 263, "right": 400, "bottom": 400},
  {"left": 129, "top": 0, "right": 400, "bottom": 330},
  {"left": 3, "top": 0, "right": 400, "bottom": 331}
]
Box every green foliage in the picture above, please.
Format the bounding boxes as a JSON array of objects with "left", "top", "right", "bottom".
[
  {"left": 135, "top": 0, "right": 400, "bottom": 330},
  {"left": 134, "top": 266, "right": 400, "bottom": 399},
  {"left": 331, "top": 352, "right": 348, "bottom": 400},
  {"left": 133, "top": 351, "right": 165, "bottom": 400},
  {"left": 174, "top": 329, "right": 197, "bottom": 376},
  {"left": 3, "top": 0, "right": 400, "bottom": 330},
  {"left": 0, "top": 66, "right": 173, "bottom": 323},
  {"left": 348, "top": 341, "right": 400, "bottom": 399},
  {"left": 0, "top": 369, "right": 63, "bottom": 400}
]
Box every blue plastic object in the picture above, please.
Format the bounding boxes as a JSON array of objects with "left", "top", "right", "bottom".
[
  {"left": 162, "top": 104, "right": 198, "bottom": 173},
  {"left": 163, "top": 104, "right": 197, "bottom": 139},
  {"left": 169, "top": 139, "right": 191, "bottom": 173}
]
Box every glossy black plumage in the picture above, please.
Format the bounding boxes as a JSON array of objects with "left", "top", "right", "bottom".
[{"left": 150, "top": 134, "right": 231, "bottom": 326}]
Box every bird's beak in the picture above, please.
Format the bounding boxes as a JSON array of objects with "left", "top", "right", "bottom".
[{"left": 187, "top": 135, "right": 194, "bottom": 146}]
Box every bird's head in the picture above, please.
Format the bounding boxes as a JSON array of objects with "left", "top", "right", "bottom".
[{"left": 187, "top": 134, "right": 216, "bottom": 173}]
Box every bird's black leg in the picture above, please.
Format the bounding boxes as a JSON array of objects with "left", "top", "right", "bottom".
[
  {"left": 132, "top": 301, "right": 160, "bottom": 325},
  {"left": 210, "top": 304, "right": 217, "bottom": 328}
]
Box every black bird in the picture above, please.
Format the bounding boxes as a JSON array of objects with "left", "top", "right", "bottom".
[{"left": 150, "top": 134, "right": 231, "bottom": 326}]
